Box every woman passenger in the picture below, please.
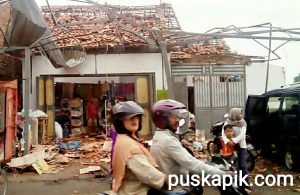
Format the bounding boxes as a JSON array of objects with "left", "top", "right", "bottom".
[{"left": 111, "top": 101, "right": 167, "bottom": 195}]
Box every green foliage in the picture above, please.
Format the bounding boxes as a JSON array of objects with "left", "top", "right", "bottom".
[
  {"left": 157, "top": 90, "right": 169, "bottom": 100},
  {"left": 294, "top": 74, "right": 300, "bottom": 83}
]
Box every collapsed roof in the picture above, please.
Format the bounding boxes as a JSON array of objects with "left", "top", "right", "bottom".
[
  {"left": 0, "top": 0, "right": 86, "bottom": 70},
  {"left": 41, "top": 3, "right": 182, "bottom": 50},
  {"left": 40, "top": 3, "right": 241, "bottom": 63},
  {"left": 0, "top": 1, "right": 250, "bottom": 76}
]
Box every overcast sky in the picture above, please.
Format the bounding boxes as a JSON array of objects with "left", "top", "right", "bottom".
[{"left": 36, "top": 0, "right": 300, "bottom": 84}]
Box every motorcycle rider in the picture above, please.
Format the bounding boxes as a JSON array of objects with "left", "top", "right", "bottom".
[
  {"left": 150, "top": 99, "right": 226, "bottom": 194},
  {"left": 111, "top": 101, "right": 167, "bottom": 195}
]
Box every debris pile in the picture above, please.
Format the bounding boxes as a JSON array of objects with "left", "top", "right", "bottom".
[{"left": 6, "top": 136, "right": 112, "bottom": 176}]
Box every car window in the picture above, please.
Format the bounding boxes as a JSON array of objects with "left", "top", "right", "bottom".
[
  {"left": 282, "top": 96, "right": 299, "bottom": 115},
  {"left": 267, "top": 97, "right": 281, "bottom": 114},
  {"left": 246, "top": 97, "right": 267, "bottom": 117}
]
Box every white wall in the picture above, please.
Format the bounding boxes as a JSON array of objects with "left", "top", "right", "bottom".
[
  {"left": 54, "top": 77, "right": 121, "bottom": 84},
  {"left": 31, "top": 53, "right": 166, "bottom": 109},
  {"left": 246, "top": 63, "right": 286, "bottom": 95}
]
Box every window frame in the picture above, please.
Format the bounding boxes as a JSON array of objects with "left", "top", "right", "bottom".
[
  {"left": 281, "top": 95, "right": 300, "bottom": 115},
  {"left": 267, "top": 96, "right": 282, "bottom": 114}
]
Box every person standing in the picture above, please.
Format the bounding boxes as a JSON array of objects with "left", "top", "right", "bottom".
[{"left": 86, "top": 97, "right": 98, "bottom": 134}]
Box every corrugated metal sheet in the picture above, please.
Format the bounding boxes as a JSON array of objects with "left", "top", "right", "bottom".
[
  {"left": 172, "top": 64, "right": 245, "bottom": 75},
  {"left": 0, "top": 0, "right": 48, "bottom": 47},
  {"left": 212, "top": 76, "right": 227, "bottom": 107},
  {"left": 172, "top": 64, "right": 204, "bottom": 75},
  {"left": 172, "top": 64, "right": 246, "bottom": 136},
  {"left": 194, "top": 75, "right": 210, "bottom": 108},
  {"left": 0, "top": 0, "right": 86, "bottom": 68},
  {"left": 173, "top": 75, "right": 188, "bottom": 106},
  {"left": 212, "top": 65, "right": 245, "bottom": 75}
]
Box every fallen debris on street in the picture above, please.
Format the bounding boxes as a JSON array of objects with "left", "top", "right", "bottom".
[{"left": 6, "top": 135, "right": 112, "bottom": 177}]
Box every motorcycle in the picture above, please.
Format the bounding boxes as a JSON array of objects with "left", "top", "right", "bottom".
[
  {"left": 209, "top": 156, "right": 249, "bottom": 195},
  {"left": 136, "top": 117, "right": 249, "bottom": 195},
  {"left": 206, "top": 116, "right": 258, "bottom": 172},
  {"left": 176, "top": 119, "right": 248, "bottom": 195}
]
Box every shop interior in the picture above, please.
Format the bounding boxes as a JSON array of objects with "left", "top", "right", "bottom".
[{"left": 53, "top": 76, "right": 136, "bottom": 137}]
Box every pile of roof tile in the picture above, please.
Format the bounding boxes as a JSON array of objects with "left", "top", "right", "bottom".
[
  {"left": 41, "top": 4, "right": 228, "bottom": 58},
  {"left": 171, "top": 41, "right": 228, "bottom": 60},
  {"left": 42, "top": 4, "right": 176, "bottom": 49}
]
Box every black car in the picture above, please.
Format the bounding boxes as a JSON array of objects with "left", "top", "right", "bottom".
[{"left": 245, "top": 85, "right": 300, "bottom": 170}]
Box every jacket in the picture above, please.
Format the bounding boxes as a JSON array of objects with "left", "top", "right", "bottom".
[{"left": 150, "top": 129, "right": 225, "bottom": 177}]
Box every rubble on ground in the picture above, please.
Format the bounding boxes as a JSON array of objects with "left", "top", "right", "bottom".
[
  {"left": 6, "top": 135, "right": 112, "bottom": 177},
  {"left": 5, "top": 132, "right": 300, "bottom": 192},
  {"left": 180, "top": 134, "right": 210, "bottom": 161}
]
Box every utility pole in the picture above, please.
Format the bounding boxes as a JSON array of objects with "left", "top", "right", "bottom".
[
  {"left": 23, "top": 47, "right": 31, "bottom": 155},
  {"left": 265, "top": 24, "right": 273, "bottom": 92}
]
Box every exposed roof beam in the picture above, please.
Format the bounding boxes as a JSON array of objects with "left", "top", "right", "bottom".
[
  {"left": 45, "top": 0, "right": 58, "bottom": 26},
  {"left": 148, "top": 30, "right": 300, "bottom": 47}
]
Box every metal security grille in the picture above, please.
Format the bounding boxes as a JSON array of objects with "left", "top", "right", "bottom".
[
  {"left": 172, "top": 64, "right": 246, "bottom": 137},
  {"left": 173, "top": 75, "right": 188, "bottom": 106}
]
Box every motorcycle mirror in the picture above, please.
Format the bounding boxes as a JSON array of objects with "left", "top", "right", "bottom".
[
  {"left": 146, "top": 140, "right": 153, "bottom": 146},
  {"left": 175, "top": 119, "right": 186, "bottom": 135},
  {"left": 179, "top": 118, "right": 186, "bottom": 127}
]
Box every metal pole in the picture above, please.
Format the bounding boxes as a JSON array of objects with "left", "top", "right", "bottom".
[
  {"left": 209, "top": 66, "right": 213, "bottom": 132},
  {"left": 243, "top": 64, "right": 247, "bottom": 103},
  {"left": 23, "top": 47, "right": 31, "bottom": 155},
  {"left": 45, "top": 0, "right": 57, "bottom": 26},
  {"left": 226, "top": 75, "right": 230, "bottom": 112},
  {"left": 265, "top": 24, "right": 273, "bottom": 92},
  {"left": 161, "top": 44, "right": 174, "bottom": 99}
]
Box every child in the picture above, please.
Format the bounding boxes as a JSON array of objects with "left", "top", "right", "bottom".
[{"left": 221, "top": 124, "right": 235, "bottom": 158}]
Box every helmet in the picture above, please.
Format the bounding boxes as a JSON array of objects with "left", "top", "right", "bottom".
[
  {"left": 228, "top": 108, "right": 243, "bottom": 121},
  {"left": 112, "top": 101, "right": 144, "bottom": 118},
  {"left": 151, "top": 99, "right": 187, "bottom": 129},
  {"left": 112, "top": 101, "right": 144, "bottom": 134}
]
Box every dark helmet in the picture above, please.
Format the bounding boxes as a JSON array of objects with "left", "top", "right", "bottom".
[{"left": 151, "top": 99, "right": 187, "bottom": 129}]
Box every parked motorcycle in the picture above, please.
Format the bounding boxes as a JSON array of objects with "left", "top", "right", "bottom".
[{"left": 206, "top": 119, "right": 257, "bottom": 172}]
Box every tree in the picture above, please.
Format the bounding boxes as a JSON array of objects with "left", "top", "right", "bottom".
[{"left": 294, "top": 74, "right": 300, "bottom": 83}]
